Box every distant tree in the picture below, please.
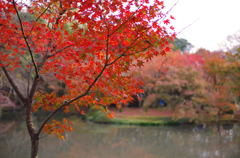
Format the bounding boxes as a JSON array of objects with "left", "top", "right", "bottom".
[
  {"left": 131, "top": 48, "right": 206, "bottom": 117},
  {"left": 226, "top": 47, "right": 240, "bottom": 106},
  {"left": 221, "top": 30, "right": 240, "bottom": 106},
  {"left": 171, "top": 38, "right": 193, "bottom": 53},
  {"left": 221, "top": 29, "right": 240, "bottom": 53},
  {"left": 202, "top": 51, "right": 238, "bottom": 121}
]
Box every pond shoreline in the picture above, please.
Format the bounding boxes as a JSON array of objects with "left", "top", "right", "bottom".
[
  {"left": 1, "top": 108, "right": 240, "bottom": 126},
  {"left": 87, "top": 107, "right": 240, "bottom": 126}
]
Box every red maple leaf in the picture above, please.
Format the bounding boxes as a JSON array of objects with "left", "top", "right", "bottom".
[
  {"left": 81, "top": 110, "right": 86, "bottom": 115},
  {"left": 164, "top": 47, "right": 171, "bottom": 52},
  {"left": 170, "top": 26, "right": 175, "bottom": 30},
  {"left": 163, "top": 19, "right": 170, "bottom": 25},
  {"left": 137, "top": 60, "right": 144, "bottom": 67},
  {"left": 170, "top": 15, "right": 175, "bottom": 20}
]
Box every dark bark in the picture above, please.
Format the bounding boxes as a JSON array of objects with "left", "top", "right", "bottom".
[
  {"left": 26, "top": 102, "right": 39, "bottom": 158},
  {"left": 31, "top": 135, "right": 39, "bottom": 158}
]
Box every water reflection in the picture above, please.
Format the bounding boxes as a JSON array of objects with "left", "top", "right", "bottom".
[{"left": 0, "top": 116, "right": 240, "bottom": 158}]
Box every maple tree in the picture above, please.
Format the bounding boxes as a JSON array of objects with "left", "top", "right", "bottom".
[
  {"left": 0, "top": 0, "right": 176, "bottom": 157},
  {"left": 201, "top": 51, "right": 239, "bottom": 120}
]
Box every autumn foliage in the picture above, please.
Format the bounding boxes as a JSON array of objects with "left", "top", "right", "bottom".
[
  {"left": 130, "top": 46, "right": 240, "bottom": 122},
  {"left": 0, "top": 0, "right": 177, "bottom": 157}
]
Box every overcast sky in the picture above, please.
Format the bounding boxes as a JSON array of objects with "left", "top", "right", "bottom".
[{"left": 163, "top": 0, "right": 240, "bottom": 52}]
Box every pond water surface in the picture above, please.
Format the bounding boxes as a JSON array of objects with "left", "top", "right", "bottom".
[{"left": 0, "top": 114, "right": 240, "bottom": 158}]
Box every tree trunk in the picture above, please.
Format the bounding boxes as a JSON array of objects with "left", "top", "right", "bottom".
[
  {"left": 31, "top": 136, "right": 39, "bottom": 158},
  {"left": 26, "top": 102, "right": 39, "bottom": 158}
]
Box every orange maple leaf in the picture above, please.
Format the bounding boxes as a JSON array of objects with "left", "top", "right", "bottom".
[
  {"left": 107, "top": 111, "right": 114, "bottom": 120},
  {"left": 63, "top": 118, "right": 68, "bottom": 123},
  {"left": 81, "top": 110, "right": 86, "bottom": 115},
  {"left": 74, "top": 104, "right": 80, "bottom": 112}
]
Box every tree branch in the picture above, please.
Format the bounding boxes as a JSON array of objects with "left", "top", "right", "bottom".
[
  {"left": 13, "top": 0, "right": 39, "bottom": 78},
  {"left": 47, "top": 45, "right": 72, "bottom": 58},
  {"left": 17, "top": 53, "right": 31, "bottom": 65},
  {"left": 123, "top": 45, "right": 153, "bottom": 56},
  {"left": 39, "top": 133, "right": 49, "bottom": 139},
  {"left": 27, "top": 66, "right": 32, "bottom": 97},
  {"left": 26, "top": 3, "right": 51, "bottom": 39},
  {"left": 28, "top": 51, "right": 50, "bottom": 102},
  {"left": 106, "top": 31, "right": 110, "bottom": 63},
  {"left": 1, "top": 66, "right": 25, "bottom": 103}
]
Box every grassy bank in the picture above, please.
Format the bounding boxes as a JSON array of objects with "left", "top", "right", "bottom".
[
  {"left": 87, "top": 114, "right": 240, "bottom": 126},
  {"left": 87, "top": 108, "right": 190, "bottom": 126},
  {"left": 86, "top": 107, "right": 240, "bottom": 126}
]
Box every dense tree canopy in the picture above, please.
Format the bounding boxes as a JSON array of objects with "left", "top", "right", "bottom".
[{"left": 0, "top": 0, "right": 176, "bottom": 157}]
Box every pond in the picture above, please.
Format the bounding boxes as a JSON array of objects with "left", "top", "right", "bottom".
[{"left": 0, "top": 113, "right": 240, "bottom": 158}]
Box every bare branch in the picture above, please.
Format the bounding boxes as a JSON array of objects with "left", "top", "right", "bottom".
[
  {"left": 176, "top": 18, "right": 199, "bottom": 35},
  {"left": 1, "top": 66, "right": 26, "bottom": 103}
]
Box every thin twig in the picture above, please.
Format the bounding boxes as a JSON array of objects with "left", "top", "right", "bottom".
[
  {"left": 102, "top": 13, "right": 110, "bottom": 62},
  {"left": 106, "top": 34, "right": 110, "bottom": 63},
  {"left": 17, "top": 53, "right": 31, "bottom": 65},
  {"left": 39, "top": 133, "right": 49, "bottom": 139},
  {"left": 19, "top": 12, "right": 32, "bottom": 22},
  {"left": 123, "top": 45, "right": 153, "bottom": 56},
  {"left": 176, "top": 18, "right": 199, "bottom": 35},
  {"left": 48, "top": 45, "right": 72, "bottom": 58}
]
